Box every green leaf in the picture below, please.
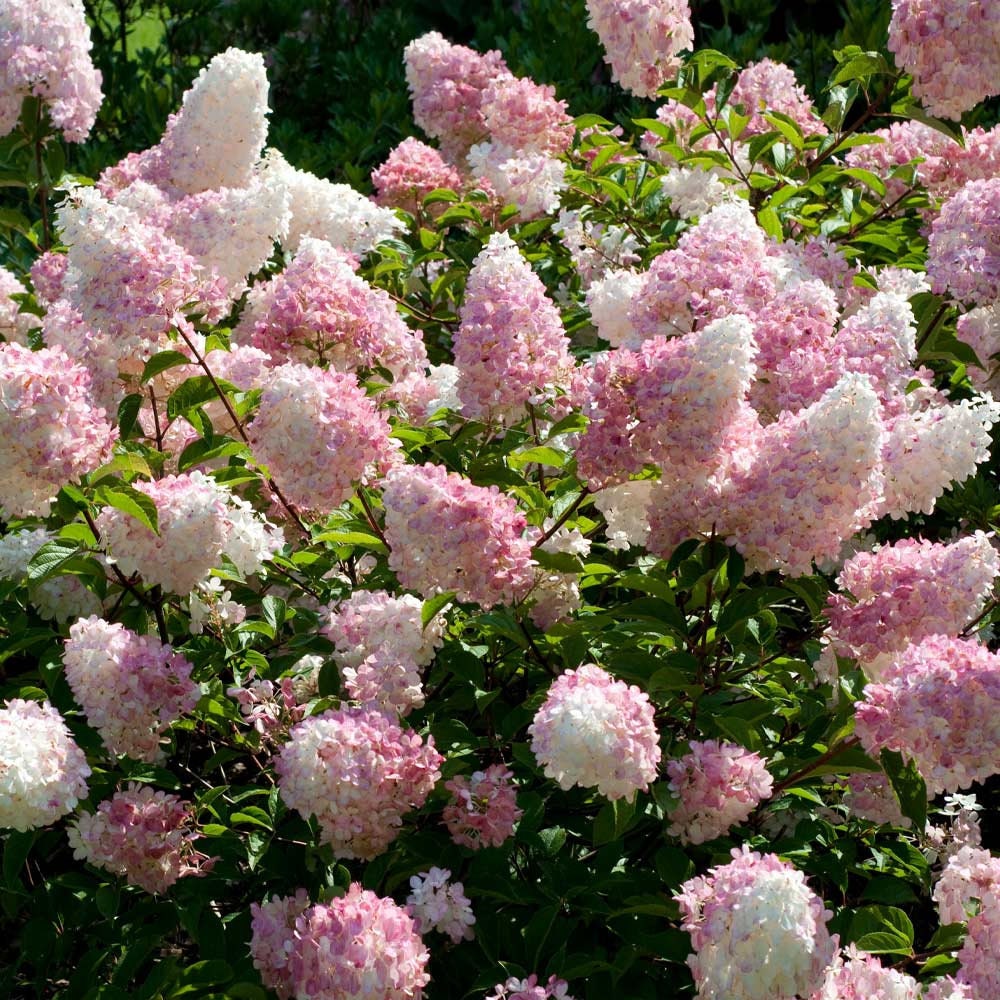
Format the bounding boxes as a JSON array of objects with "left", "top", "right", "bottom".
[
  {"left": 26, "top": 538, "right": 81, "bottom": 583},
  {"left": 261, "top": 595, "right": 287, "bottom": 632},
  {"left": 166, "top": 375, "right": 237, "bottom": 421},
  {"left": 847, "top": 906, "right": 914, "bottom": 956},
  {"left": 715, "top": 587, "right": 788, "bottom": 635},
  {"left": 3, "top": 830, "right": 34, "bottom": 888},
  {"left": 95, "top": 482, "right": 159, "bottom": 534},
  {"left": 593, "top": 797, "right": 636, "bottom": 845},
  {"left": 422, "top": 590, "right": 455, "bottom": 627},
  {"left": 117, "top": 394, "right": 144, "bottom": 438},
  {"left": 141, "top": 350, "right": 193, "bottom": 384},
  {"left": 508, "top": 446, "right": 568, "bottom": 471},
  {"left": 880, "top": 749, "right": 928, "bottom": 832}
]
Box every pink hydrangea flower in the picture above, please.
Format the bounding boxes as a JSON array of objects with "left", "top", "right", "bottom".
[
  {"left": 29, "top": 250, "right": 68, "bottom": 306},
  {"left": 585, "top": 0, "right": 693, "bottom": 99},
  {"left": 0, "top": 699, "right": 90, "bottom": 831},
  {"left": 233, "top": 236, "right": 427, "bottom": 376},
  {"left": 274, "top": 707, "right": 442, "bottom": 860},
  {"left": 808, "top": 946, "right": 920, "bottom": 999},
  {"left": 855, "top": 635, "right": 1000, "bottom": 794},
  {"left": 726, "top": 59, "right": 827, "bottom": 138},
  {"left": 825, "top": 533, "right": 1000, "bottom": 677},
  {"left": 372, "top": 137, "right": 463, "bottom": 216},
  {"left": 382, "top": 463, "right": 538, "bottom": 608},
  {"left": 67, "top": 785, "right": 212, "bottom": 894},
  {"left": 320, "top": 591, "right": 444, "bottom": 716},
  {"left": 99, "top": 48, "right": 268, "bottom": 197},
  {"left": 934, "top": 845, "right": 1000, "bottom": 925},
  {"left": 480, "top": 75, "right": 574, "bottom": 155},
  {"left": 247, "top": 363, "right": 398, "bottom": 515},
  {"left": 405, "top": 867, "right": 476, "bottom": 942},
  {"left": 403, "top": 31, "right": 512, "bottom": 160},
  {"left": 63, "top": 617, "right": 199, "bottom": 762},
  {"left": 0, "top": 265, "right": 33, "bottom": 346},
  {"left": 465, "top": 144, "right": 567, "bottom": 220},
  {"left": 529, "top": 663, "right": 660, "bottom": 800},
  {"left": 843, "top": 773, "right": 911, "bottom": 828},
  {"left": 666, "top": 740, "right": 773, "bottom": 845},
  {"left": 888, "top": 0, "right": 1000, "bottom": 120},
  {"left": 251, "top": 884, "right": 430, "bottom": 1000},
  {"left": 227, "top": 673, "right": 306, "bottom": 743},
  {"left": 675, "top": 847, "right": 836, "bottom": 1000},
  {"left": 0, "top": 0, "right": 103, "bottom": 142},
  {"left": 486, "top": 975, "right": 575, "bottom": 1000},
  {"left": 575, "top": 314, "right": 757, "bottom": 489},
  {"left": 442, "top": 764, "right": 522, "bottom": 849},
  {"left": 927, "top": 178, "right": 1000, "bottom": 305},
  {"left": 955, "top": 884, "right": 1000, "bottom": 999},
  {"left": 454, "top": 232, "right": 574, "bottom": 423},
  {"left": 0, "top": 342, "right": 117, "bottom": 517}
]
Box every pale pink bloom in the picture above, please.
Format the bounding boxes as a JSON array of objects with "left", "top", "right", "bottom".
[
  {"left": 0, "top": 342, "right": 117, "bottom": 517},
  {"left": 0, "top": 0, "right": 102, "bottom": 142},
  {"left": 371, "top": 137, "right": 463, "bottom": 216},
  {"left": 382, "top": 463, "right": 538, "bottom": 609},
  {"left": 555, "top": 209, "right": 640, "bottom": 288},
  {"left": 675, "top": 847, "right": 836, "bottom": 1000},
  {"left": 403, "top": 31, "right": 512, "bottom": 160},
  {"left": 233, "top": 237, "right": 426, "bottom": 376},
  {"left": 274, "top": 707, "right": 442, "bottom": 860},
  {"left": 0, "top": 265, "right": 33, "bottom": 345},
  {"left": 67, "top": 785, "right": 212, "bottom": 894},
  {"left": 934, "top": 845, "right": 1000, "bottom": 925},
  {"left": 0, "top": 699, "right": 90, "bottom": 831},
  {"left": 454, "top": 232, "right": 574, "bottom": 422},
  {"left": 481, "top": 75, "right": 574, "bottom": 155},
  {"left": 29, "top": 250, "right": 68, "bottom": 306},
  {"left": 726, "top": 59, "right": 827, "bottom": 138},
  {"left": 666, "top": 740, "right": 773, "bottom": 845},
  {"left": 529, "top": 663, "right": 660, "bottom": 800},
  {"left": 466, "top": 143, "right": 567, "bottom": 220},
  {"left": 808, "top": 946, "right": 920, "bottom": 999},
  {"left": 855, "top": 635, "right": 1000, "bottom": 794},
  {"left": 227, "top": 673, "right": 306, "bottom": 743},
  {"left": 843, "top": 773, "right": 910, "bottom": 828},
  {"left": 486, "top": 974, "right": 575, "bottom": 1000},
  {"left": 247, "top": 363, "right": 398, "bottom": 516},
  {"left": 956, "top": 884, "right": 1000, "bottom": 998},
  {"left": 825, "top": 533, "right": 1000, "bottom": 677},
  {"left": 442, "top": 765, "right": 522, "bottom": 849},
  {"left": 888, "top": 0, "right": 1000, "bottom": 119},
  {"left": 593, "top": 479, "right": 653, "bottom": 550},
  {"left": 406, "top": 867, "right": 476, "bottom": 942},
  {"left": 957, "top": 304, "right": 1000, "bottom": 393},
  {"left": 585, "top": 0, "right": 693, "bottom": 99},
  {"left": 251, "top": 884, "right": 430, "bottom": 1000},
  {"left": 99, "top": 48, "right": 268, "bottom": 197},
  {"left": 64, "top": 617, "right": 199, "bottom": 762}
]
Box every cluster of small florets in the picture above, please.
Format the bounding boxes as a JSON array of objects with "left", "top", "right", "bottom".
[
  {"left": 726, "top": 59, "right": 827, "bottom": 138},
  {"left": 442, "top": 765, "right": 522, "bottom": 849},
  {"left": 0, "top": 265, "right": 33, "bottom": 345},
  {"left": 251, "top": 885, "right": 430, "bottom": 1000},
  {"left": 0, "top": 699, "right": 90, "bottom": 831},
  {"left": 371, "top": 137, "right": 464, "bottom": 216},
  {"left": 405, "top": 867, "right": 476, "bottom": 942},
  {"left": 934, "top": 845, "right": 1000, "bottom": 925},
  {"left": 466, "top": 143, "right": 568, "bottom": 219},
  {"left": 248, "top": 363, "right": 398, "bottom": 515},
  {"left": 575, "top": 315, "right": 757, "bottom": 488},
  {"left": 485, "top": 975, "right": 576, "bottom": 1000},
  {"left": 67, "top": 785, "right": 212, "bottom": 894},
  {"left": 96, "top": 471, "right": 229, "bottom": 595},
  {"left": 809, "top": 946, "right": 920, "bottom": 999},
  {"left": 888, "top": 0, "right": 1000, "bottom": 120},
  {"left": 824, "top": 533, "right": 1000, "bottom": 677},
  {"left": 0, "top": 342, "right": 117, "bottom": 517},
  {"left": 584, "top": 0, "right": 693, "bottom": 99},
  {"left": 675, "top": 847, "right": 836, "bottom": 1000},
  {"left": 100, "top": 48, "right": 269, "bottom": 197},
  {"left": 264, "top": 150, "right": 405, "bottom": 256},
  {"left": 927, "top": 178, "right": 1000, "bottom": 306},
  {"left": 855, "top": 635, "right": 1000, "bottom": 794},
  {"left": 0, "top": 0, "right": 103, "bottom": 143},
  {"left": 842, "top": 773, "right": 910, "bottom": 828},
  {"left": 554, "top": 209, "right": 640, "bottom": 287},
  {"left": 227, "top": 673, "right": 306, "bottom": 743},
  {"left": 480, "top": 76, "right": 574, "bottom": 156},
  {"left": 382, "top": 463, "right": 538, "bottom": 608},
  {"left": 454, "top": 232, "right": 574, "bottom": 423},
  {"left": 403, "top": 31, "right": 511, "bottom": 160},
  {"left": 666, "top": 740, "right": 773, "bottom": 845},
  {"left": 529, "top": 664, "right": 660, "bottom": 800},
  {"left": 320, "top": 590, "right": 444, "bottom": 715},
  {"left": 955, "top": 887, "right": 1000, "bottom": 998},
  {"left": 274, "top": 707, "right": 442, "bottom": 859},
  {"left": 234, "top": 237, "right": 426, "bottom": 376},
  {"left": 63, "top": 617, "right": 199, "bottom": 762}
]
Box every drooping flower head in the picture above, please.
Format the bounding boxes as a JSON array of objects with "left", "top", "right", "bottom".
[
  {"left": 0, "top": 699, "right": 90, "bottom": 831},
  {"left": 63, "top": 617, "right": 200, "bottom": 762},
  {"left": 405, "top": 867, "right": 476, "bottom": 942},
  {"left": 274, "top": 707, "right": 442, "bottom": 859},
  {"left": 675, "top": 847, "right": 836, "bottom": 1000},
  {"left": 529, "top": 663, "right": 660, "bottom": 800},
  {"left": 251, "top": 884, "right": 431, "bottom": 1000},
  {"left": 67, "top": 785, "right": 212, "bottom": 894},
  {"left": 382, "top": 463, "right": 538, "bottom": 608},
  {"left": 585, "top": 0, "right": 694, "bottom": 99}
]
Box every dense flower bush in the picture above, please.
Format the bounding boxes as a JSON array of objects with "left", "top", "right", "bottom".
[{"left": 4, "top": 3, "right": 1000, "bottom": 998}]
